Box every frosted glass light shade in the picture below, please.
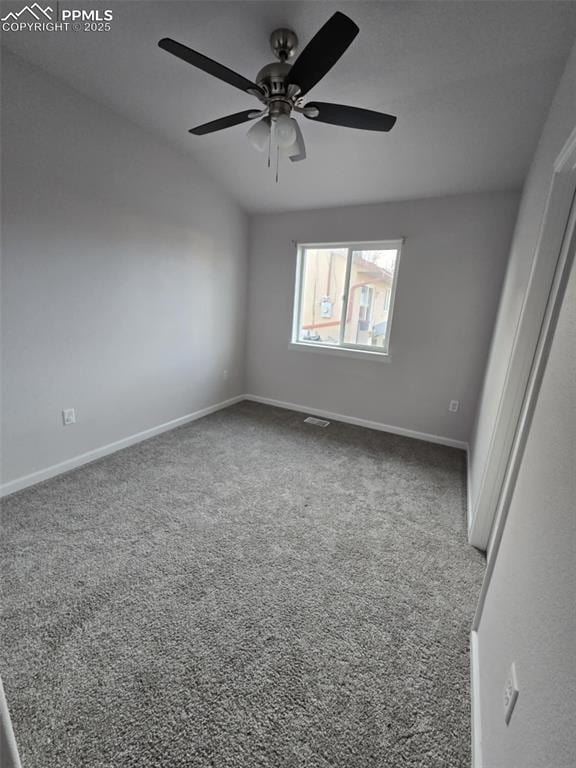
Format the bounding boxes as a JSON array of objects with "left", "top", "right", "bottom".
[
  {"left": 247, "top": 118, "right": 270, "bottom": 151},
  {"left": 274, "top": 115, "right": 298, "bottom": 148}
]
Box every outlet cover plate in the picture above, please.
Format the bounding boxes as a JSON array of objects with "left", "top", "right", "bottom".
[{"left": 62, "top": 408, "right": 76, "bottom": 426}]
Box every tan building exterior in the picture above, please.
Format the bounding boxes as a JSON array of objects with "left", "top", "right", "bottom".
[{"left": 298, "top": 248, "right": 395, "bottom": 348}]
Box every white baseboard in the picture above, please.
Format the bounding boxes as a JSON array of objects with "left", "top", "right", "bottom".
[
  {"left": 1, "top": 393, "right": 468, "bottom": 497},
  {"left": 0, "top": 395, "right": 244, "bottom": 498},
  {"left": 244, "top": 394, "right": 469, "bottom": 450},
  {"left": 467, "top": 451, "right": 475, "bottom": 535},
  {"left": 470, "top": 630, "right": 483, "bottom": 768}
]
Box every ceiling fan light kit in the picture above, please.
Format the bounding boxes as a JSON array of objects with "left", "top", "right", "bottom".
[
  {"left": 158, "top": 11, "right": 397, "bottom": 179},
  {"left": 247, "top": 117, "right": 271, "bottom": 152}
]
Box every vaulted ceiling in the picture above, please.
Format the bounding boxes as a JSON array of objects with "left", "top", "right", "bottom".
[{"left": 3, "top": 1, "right": 576, "bottom": 211}]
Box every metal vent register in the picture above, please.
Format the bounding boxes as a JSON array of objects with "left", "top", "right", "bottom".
[{"left": 304, "top": 416, "right": 330, "bottom": 428}]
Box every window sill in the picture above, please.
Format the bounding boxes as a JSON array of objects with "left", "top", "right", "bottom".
[{"left": 288, "top": 341, "right": 391, "bottom": 362}]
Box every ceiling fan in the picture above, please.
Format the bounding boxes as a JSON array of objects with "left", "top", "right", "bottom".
[{"left": 158, "top": 11, "right": 397, "bottom": 167}]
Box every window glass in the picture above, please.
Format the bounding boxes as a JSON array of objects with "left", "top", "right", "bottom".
[
  {"left": 294, "top": 242, "right": 401, "bottom": 354},
  {"left": 344, "top": 249, "right": 398, "bottom": 348},
  {"left": 298, "top": 248, "right": 347, "bottom": 345}
]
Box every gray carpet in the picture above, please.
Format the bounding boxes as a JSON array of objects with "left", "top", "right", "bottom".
[{"left": 1, "top": 401, "right": 484, "bottom": 768}]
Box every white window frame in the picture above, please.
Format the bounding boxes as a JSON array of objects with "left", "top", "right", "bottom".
[{"left": 291, "top": 239, "right": 404, "bottom": 357}]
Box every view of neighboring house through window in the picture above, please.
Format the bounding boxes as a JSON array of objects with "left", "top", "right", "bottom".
[{"left": 293, "top": 241, "right": 402, "bottom": 354}]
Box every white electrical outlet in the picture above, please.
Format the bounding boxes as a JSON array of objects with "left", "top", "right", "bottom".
[
  {"left": 449, "top": 399, "right": 460, "bottom": 413},
  {"left": 223, "top": 370, "right": 229, "bottom": 381},
  {"left": 503, "top": 662, "right": 519, "bottom": 726},
  {"left": 62, "top": 408, "right": 76, "bottom": 426}
]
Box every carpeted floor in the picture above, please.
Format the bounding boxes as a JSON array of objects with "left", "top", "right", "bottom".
[{"left": 1, "top": 401, "right": 484, "bottom": 768}]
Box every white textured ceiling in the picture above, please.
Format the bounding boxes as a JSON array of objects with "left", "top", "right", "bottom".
[{"left": 3, "top": 1, "right": 576, "bottom": 212}]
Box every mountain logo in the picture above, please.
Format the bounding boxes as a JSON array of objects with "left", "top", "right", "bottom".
[{"left": 1, "top": 4, "right": 53, "bottom": 21}]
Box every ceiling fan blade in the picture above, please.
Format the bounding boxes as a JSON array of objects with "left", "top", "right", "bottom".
[
  {"left": 285, "top": 12, "right": 359, "bottom": 97},
  {"left": 189, "top": 110, "right": 262, "bottom": 136},
  {"left": 304, "top": 102, "right": 397, "bottom": 132},
  {"left": 158, "top": 38, "right": 263, "bottom": 96},
  {"left": 289, "top": 121, "right": 306, "bottom": 162}
]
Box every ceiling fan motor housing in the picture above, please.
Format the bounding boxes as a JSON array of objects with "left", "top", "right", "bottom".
[
  {"left": 256, "top": 61, "right": 292, "bottom": 96},
  {"left": 255, "top": 28, "right": 303, "bottom": 119},
  {"left": 256, "top": 60, "right": 302, "bottom": 120}
]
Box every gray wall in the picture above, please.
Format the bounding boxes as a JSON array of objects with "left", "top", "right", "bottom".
[
  {"left": 476, "top": 247, "right": 576, "bottom": 768},
  {"left": 245, "top": 192, "right": 519, "bottom": 445},
  {"left": 0, "top": 51, "right": 248, "bottom": 486},
  {"left": 468, "top": 41, "right": 576, "bottom": 543}
]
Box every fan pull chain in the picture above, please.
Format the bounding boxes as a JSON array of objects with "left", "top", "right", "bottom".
[
  {"left": 275, "top": 145, "right": 280, "bottom": 183},
  {"left": 267, "top": 128, "right": 271, "bottom": 168}
]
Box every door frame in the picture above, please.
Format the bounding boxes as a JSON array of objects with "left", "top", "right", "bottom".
[
  {"left": 469, "top": 129, "right": 576, "bottom": 768},
  {"left": 468, "top": 127, "right": 576, "bottom": 551}
]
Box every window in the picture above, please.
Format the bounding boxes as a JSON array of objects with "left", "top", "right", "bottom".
[
  {"left": 383, "top": 287, "right": 391, "bottom": 312},
  {"left": 292, "top": 240, "right": 403, "bottom": 355}
]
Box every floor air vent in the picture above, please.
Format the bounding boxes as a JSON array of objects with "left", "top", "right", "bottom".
[{"left": 304, "top": 416, "right": 330, "bottom": 428}]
